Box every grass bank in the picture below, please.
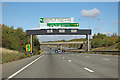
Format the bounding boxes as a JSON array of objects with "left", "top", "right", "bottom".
[
  {"left": 2, "top": 48, "right": 44, "bottom": 64},
  {"left": 92, "top": 42, "right": 119, "bottom": 51},
  {"left": 64, "top": 42, "right": 119, "bottom": 55}
]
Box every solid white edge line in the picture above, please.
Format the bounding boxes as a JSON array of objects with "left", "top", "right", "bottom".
[
  {"left": 6, "top": 55, "right": 44, "bottom": 80},
  {"left": 84, "top": 67, "right": 94, "bottom": 73}
]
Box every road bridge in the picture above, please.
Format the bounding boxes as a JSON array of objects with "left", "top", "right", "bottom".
[{"left": 40, "top": 41, "right": 86, "bottom": 45}]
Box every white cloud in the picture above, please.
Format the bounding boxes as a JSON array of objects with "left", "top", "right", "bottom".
[{"left": 80, "top": 8, "right": 100, "bottom": 18}]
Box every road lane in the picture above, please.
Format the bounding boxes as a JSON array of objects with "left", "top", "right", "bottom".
[
  {"left": 4, "top": 49, "right": 118, "bottom": 78},
  {"left": 13, "top": 51, "right": 92, "bottom": 78},
  {"left": 61, "top": 53, "right": 118, "bottom": 78}
]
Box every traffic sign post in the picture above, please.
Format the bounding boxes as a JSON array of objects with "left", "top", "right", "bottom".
[
  {"left": 30, "top": 35, "right": 32, "bottom": 53},
  {"left": 86, "top": 34, "right": 90, "bottom": 52},
  {"left": 26, "top": 44, "right": 31, "bottom": 52}
]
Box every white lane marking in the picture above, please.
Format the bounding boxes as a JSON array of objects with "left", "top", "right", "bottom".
[
  {"left": 102, "top": 55, "right": 108, "bottom": 56},
  {"left": 78, "top": 55, "right": 79, "bottom": 56},
  {"left": 6, "top": 55, "right": 44, "bottom": 80},
  {"left": 102, "top": 58, "right": 109, "bottom": 61},
  {"left": 86, "top": 56, "right": 90, "bottom": 58},
  {"left": 62, "top": 57, "right": 64, "bottom": 58},
  {"left": 84, "top": 68, "right": 94, "bottom": 73},
  {"left": 68, "top": 60, "right": 71, "bottom": 62}
]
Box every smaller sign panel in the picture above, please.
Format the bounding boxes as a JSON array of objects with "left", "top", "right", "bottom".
[
  {"left": 71, "top": 30, "right": 77, "bottom": 33},
  {"left": 47, "top": 30, "right": 53, "bottom": 33},
  {"left": 26, "top": 44, "right": 31, "bottom": 52},
  {"left": 59, "top": 30, "right": 65, "bottom": 33},
  {"left": 40, "top": 17, "right": 74, "bottom": 23}
]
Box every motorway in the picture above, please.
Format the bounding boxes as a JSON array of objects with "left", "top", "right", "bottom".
[{"left": 3, "top": 48, "right": 118, "bottom": 79}]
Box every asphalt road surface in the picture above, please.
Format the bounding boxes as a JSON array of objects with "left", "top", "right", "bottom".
[{"left": 3, "top": 48, "right": 118, "bottom": 79}]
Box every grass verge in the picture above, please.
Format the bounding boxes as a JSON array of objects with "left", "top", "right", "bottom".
[{"left": 2, "top": 48, "right": 44, "bottom": 64}]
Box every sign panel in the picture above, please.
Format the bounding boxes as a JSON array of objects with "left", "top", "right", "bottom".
[
  {"left": 40, "top": 17, "right": 79, "bottom": 29},
  {"left": 47, "top": 23, "right": 79, "bottom": 27},
  {"left": 40, "top": 23, "right": 79, "bottom": 29},
  {"left": 40, "top": 17, "right": 74, "bottom": 23},
  {"left": 26, "top": 29, "right": 92, "bottom": 35},
  {"left": 26, "top": 44, "right": 31, "bottom": 52}
]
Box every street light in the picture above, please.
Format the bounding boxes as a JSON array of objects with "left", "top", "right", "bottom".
[{"left": 78, "top": 18, "right": 100, "bottom": 28}]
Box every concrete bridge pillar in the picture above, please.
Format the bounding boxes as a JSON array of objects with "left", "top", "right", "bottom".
[{"left": 59, "top": 44, "right": 62, "bottom": 50}]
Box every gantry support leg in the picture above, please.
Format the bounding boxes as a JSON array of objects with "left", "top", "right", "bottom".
[
  {"left": 86, "top": 34, "right": 90, "bottom": 52},
  {"left": 30, "top": 35, "right": 32, "bottom": 53}
]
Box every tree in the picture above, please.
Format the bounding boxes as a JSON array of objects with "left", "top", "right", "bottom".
[{"left": 2, "top": 24, "right": 40, "bottom": 53}]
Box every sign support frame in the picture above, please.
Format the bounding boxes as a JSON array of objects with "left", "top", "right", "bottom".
[
  {"left": 31, "top": 35, "right": 32, "bottom": 53},
  {"left": 26, "top": 29, "right": 91, "bottom": 53}
]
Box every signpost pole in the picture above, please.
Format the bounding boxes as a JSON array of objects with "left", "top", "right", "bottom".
[
  {"left": 30, "top": 35, "right": 32, "bottom": 53},
  {"left": 87, "top": 34, "right": 90, "bottom": 52}
]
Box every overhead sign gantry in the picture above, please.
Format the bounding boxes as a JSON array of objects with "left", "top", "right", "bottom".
[
  {"left": 26, "top": 17, "right": 92, "bottom": 53},
  {"left": 26, "top": 29, "right": 91, "bottom": 53}
]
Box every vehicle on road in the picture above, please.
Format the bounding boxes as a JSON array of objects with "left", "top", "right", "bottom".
[
  {"left": 62, "top": 50, "right": 65, "bottom": 52},
  {"left": 55, "top": 49, "right": 62, "bottom": 54},
  {"left": 55, "top": 50, "right": 58, "bottom": 53},
  {"left": 58, "top": 49, "right": 60, "bottom": 52}
]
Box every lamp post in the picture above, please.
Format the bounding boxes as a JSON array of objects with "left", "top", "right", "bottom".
[
  {"left": 78, "top": 18, "right": 100, "bottom": 29},
  {"left": 78, "top": 18, "right": 100, "bottom": 51}
]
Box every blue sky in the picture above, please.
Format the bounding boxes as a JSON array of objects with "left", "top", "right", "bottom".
[{"left": 2, "top": 2, "right": 118, "bottom": 42}]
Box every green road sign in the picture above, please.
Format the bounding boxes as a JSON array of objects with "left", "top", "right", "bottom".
[
  {"left": 26, "top": 44, "right": 31, "bottom": 52},
  {"left": 40, "top": 18, "right": 44, "bottom": 23},
  {"left": 47, "top": 23, "right": 79, "bottom": 27}
]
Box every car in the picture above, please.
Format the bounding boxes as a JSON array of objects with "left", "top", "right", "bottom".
[
  {"left": 58, "top": 49, "right": 60, "bottom": 52},
  {"left": 62, "top": 50, "right": 65, "bottom": 52},
  {"left": 55, "top": 50, "right": 58, "bottom": 53}
]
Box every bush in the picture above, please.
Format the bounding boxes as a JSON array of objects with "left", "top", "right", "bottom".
[
  {"left": 2, "top": 24, "right": 40, "bottom": 53},
  {"left": 91, "top": 33, "right": 119, "bottom": 48}
]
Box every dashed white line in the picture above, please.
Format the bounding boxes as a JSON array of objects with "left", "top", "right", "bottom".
[
  {"left": 102, "top": 58, "right": 109, "bottom": 61},
  {"left": 62, "top": 57, "right": 65, "bottom": 58},
  {"left": 68, "top": 60, "right": 72, "bottom": 62},
  {"left": 86, "top": 56, "right": 90, "bottom": 58},
  {"left": 6, "top": 55, "right": 44, "bottom": 80},
  {"left": 84, "top": 67, "right": 94, "bottom": 73}
]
